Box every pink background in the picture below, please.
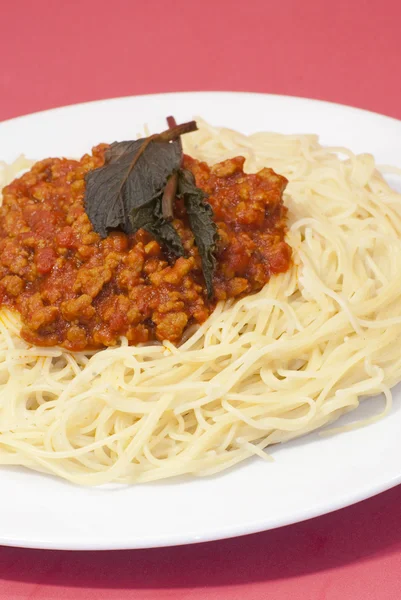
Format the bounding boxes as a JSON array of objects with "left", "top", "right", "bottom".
[{"left": 1, "top": 0, "right": 401, "bottom": 598}]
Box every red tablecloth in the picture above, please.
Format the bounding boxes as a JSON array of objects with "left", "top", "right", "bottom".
[{"left": 1, "top": 1, "right": 401, "bottom": 598}]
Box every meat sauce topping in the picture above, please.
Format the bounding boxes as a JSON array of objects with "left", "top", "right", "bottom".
[{"left": 0, "top": 146, "right": 291, "bottom": 350}]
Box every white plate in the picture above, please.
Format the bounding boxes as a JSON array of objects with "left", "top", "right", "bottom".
[{"left": 1, "top": 92, "right": 401, "bottom": 550}]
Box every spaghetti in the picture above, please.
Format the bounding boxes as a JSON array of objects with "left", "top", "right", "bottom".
[{"left": 0, "top": 119, "right": 400, "bottom": 485}]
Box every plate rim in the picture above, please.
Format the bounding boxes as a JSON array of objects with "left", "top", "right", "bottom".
[
  {"left": 2, "top": 474, "right": 401, "bottom": 550},
  {"left": 1, "top": 90, "right": 401, "bottom": 130}
]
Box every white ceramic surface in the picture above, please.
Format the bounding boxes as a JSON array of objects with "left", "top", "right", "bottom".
[{"left": 0, "top": 92, "right": 401, "bottom": 550}]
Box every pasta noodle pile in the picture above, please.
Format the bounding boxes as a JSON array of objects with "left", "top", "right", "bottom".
[{"left": 0, "top": 120, "right": 400, "bottom": 484}]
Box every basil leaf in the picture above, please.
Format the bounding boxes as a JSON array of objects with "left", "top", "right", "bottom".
[
  {"left": 177, "top": 169, "right": 218, "bottom": 298},
  {"left": 83, "top": 119, "right": 218, "bottom": 299},
  {"left": 85, "top": 138, "right": 182, "bottom": 237},
  {"left": 131, "top": 198, "right": 185, "bottom": 257}
]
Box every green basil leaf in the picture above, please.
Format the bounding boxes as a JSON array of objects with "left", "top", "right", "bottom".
[
  {"left": 177, "top": 169, "right": 218, "bottom": 298},
  {"left": 85, "top": 138, "right": 182, "bottom": 237},
  {"left": 131, "top": 197, "right": 185, "bottom": 258}
]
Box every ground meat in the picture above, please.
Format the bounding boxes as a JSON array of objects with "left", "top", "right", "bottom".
[
  {"left": 183, "top": 155, "right": 291, "bottom": 300},
  {"left": 0, "top": 146, "right": 291, "bottom": 351}
]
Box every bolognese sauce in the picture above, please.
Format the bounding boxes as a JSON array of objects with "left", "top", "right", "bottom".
[{"left": 0, "top": 146, "right": 291, "bottom": 350}]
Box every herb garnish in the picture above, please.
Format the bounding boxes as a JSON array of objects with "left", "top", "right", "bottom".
[
  {"left": 177, "top": 169, "right": 217, "bottom": 297},
  {"left": 84, "top": 118, "right": 218, "bottom": 297}
]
